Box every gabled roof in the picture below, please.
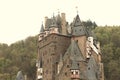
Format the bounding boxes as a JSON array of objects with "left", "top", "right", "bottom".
[
  {"left": 63, "top": 40, "right": 84, "bottom": 62},
  {"left": 40, "top": 24, "right": 44, "bottom": 33},
  {"left": 86, "top": 56, "right": 98, "bottom": 80}
]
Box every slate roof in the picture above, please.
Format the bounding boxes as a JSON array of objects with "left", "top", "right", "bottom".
[
  {"left": 40, "top": 24, "right": 44, "bottom": 33},
  {"left": 72, "top": 14, "right": 82, "bottom": 26},
  {"left": 71, "top": 60, "right": 79, "bottom": 70},
  {"left": 71, "top": 14, "right": 87, "bottom": 36},
  {"left": 63, "top": 40, "right": 84, "bottom": 62},
  {"left": 86, "top": 56, "right": 98, "bottom": 80}
]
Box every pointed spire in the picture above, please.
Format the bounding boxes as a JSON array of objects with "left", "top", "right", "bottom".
[
  {"left": 40, "top": 23, "right": 44, "bottom": 33},
  {"left": 76, "top": 6, "right": 79, "bottom": 15},
  {"left": 70, "top": 40, "right": 84, "bottom": 61},
  {"left": 73, "top": 14, "right": 82, "bottom": 26},
  {"left": 56, "top": 9, "right": 61, "bottom": 26},
  {"left": 50, "top": 14, "right": 57, "bottom": 27},
  {"left": 71, "top": 14, "right": 86, "bottom": 36},
  {"left": 57, "top": 9, "right": 60, "bottom": 15}
]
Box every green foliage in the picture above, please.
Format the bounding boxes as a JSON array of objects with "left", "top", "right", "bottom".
[
  {"left": 0, "top": 36, "right": 38, "bottom": 80},
  {"left": 82, "top": 20, "right": 97, "bottom": 30},
  {"left": 94, "top": 26, "right": 120, "bottom": 80}
]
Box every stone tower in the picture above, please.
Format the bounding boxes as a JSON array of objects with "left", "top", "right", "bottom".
[
  {"left": 71, "top": 14, "right": 87, "bottom": 58},
  {"left": 36, "top": 12, "right": 104, "bottom": 80}
]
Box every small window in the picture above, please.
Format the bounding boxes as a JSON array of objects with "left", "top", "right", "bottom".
[
  {"left": 71, "top": 71, "right": 74, "bottom": 75},
  {"left": 67, "top": 65, "right": 69, "bottom": 68},
  {"left": 40, "top": 73, "right": 42, "bottom": 75},
  {"left": 76, "top": 40, "right": 78, "bottom": 43},
  {"left": 65, "top": 72, "right": 67, "bottom": 76},
  {"left": 76, "top": 71, "right": 78, "bottom": 75},
  {"left": 88, "top": 67, "right": 90, "bottom": 70}
]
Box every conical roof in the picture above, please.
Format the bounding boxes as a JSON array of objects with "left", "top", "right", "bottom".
[
  {"left": 73, "top": 14, "right": 82, "bottom": 26},
  {"left": 63, "top": 40, "right": 84, "bottom": 61},
  {"left": 40, "top": 24, "right": 44, "bottom": 33},
  {"left": 71, "top": 14, "right": 86, "bottom": 36}
]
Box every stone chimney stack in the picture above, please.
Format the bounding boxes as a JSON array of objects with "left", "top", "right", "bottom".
[
  {"left": 61, "top": 13, "right": 67, "bottom": 35},
  {"left": 44, "top": 16, "right": 48, "bottom": 29}
]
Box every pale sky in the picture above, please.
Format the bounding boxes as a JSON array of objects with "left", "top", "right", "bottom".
[{"left": 0, "top": 0, "right": 120, "bottom": 45}]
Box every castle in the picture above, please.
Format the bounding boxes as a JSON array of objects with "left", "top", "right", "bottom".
[{"left": 36, "top": 12, "right": 104, "bottom": 80}]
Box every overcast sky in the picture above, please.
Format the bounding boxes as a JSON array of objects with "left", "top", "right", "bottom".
[{"left": 0, "top": 0, "right": 120, "bottom": 45}]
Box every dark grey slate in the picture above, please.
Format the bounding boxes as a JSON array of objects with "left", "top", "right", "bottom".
[
  {"left": 71, "top": 15, "right": 86, "bottom": 36},
  {"left": 40, "top": 24, "right": 44, "bottom": 33}
]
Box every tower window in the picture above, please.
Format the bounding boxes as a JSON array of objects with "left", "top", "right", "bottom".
[
  {"left": 76, "top": 71, "right": 78, "bottom": 75},
  {"left": 76, "top": 40, "right": 78, "bottom": 43},
  {"left": 65, "top": 72, "right": 67, "bottom": 76},
  {"left": 67, "top": 65, "right": 69, "bottom": 68},
  {"left": 40, "top": 73, "right": 42, "bottom": 75},
  {"left": 88, "top": 67, "right": 90, "bottom": 70},
  {"left": 71, "top": 71, "right": 74, "bottom": 75}
]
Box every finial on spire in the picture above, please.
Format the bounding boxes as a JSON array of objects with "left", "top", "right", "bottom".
[
  {"left": 53, "top": 12, "right": 55, "bottom": 17},
  {"left": 57, "top": 9, "right": 60, "bottom": 14},
  {"left": 76, "top": 6, "right": 79, "bottom": 14}
]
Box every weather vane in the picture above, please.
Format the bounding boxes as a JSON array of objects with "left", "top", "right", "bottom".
[
  {"left": 76, "top": 6, "right": 79, "bottom": 14},
  {"left": 57, "top": 9, "right": 60, "bottom": 14}
]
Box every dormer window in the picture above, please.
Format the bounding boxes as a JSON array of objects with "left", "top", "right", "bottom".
[
  {"left": 70, "top": 70, "right": 80, "bottom": 79},
  {"left": 76, "top": 71, "right": 78, "bottom": 75}
]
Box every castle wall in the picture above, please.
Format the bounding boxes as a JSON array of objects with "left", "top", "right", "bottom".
[
  {"left": 38, "top": 34, "right": 71, "bottom": 80},
  {"left": 58, "top": 59, "right": 71, "bottom": 80},
  {"left": 37, "top": 13, "right": 104, "bottom": 80}
]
